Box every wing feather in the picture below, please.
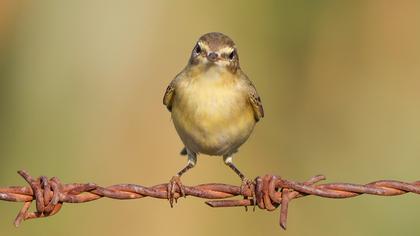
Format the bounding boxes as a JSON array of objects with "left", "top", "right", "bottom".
[
  {"left": 241, "top": 74, "right": 264, "bottom": 121},
  {"left": 163, "top": 77, "right": 178, "bottom": 111}
]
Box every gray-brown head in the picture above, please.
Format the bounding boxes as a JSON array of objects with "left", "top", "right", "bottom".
[{"left": 189, "top": 32, "right": 240, "bottom": 72}]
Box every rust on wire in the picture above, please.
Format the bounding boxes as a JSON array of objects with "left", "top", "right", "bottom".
[{"left": 1, "top": 170, "right": 420, "bottom": 229}]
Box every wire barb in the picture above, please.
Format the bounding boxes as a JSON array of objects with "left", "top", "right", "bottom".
[{"left": 1, "top": 170, "right": 420, "bottom": 229}]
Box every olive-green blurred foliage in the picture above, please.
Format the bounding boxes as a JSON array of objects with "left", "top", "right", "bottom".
[{"left": 1, "top": 1, "right": 420, "bottom": 235}]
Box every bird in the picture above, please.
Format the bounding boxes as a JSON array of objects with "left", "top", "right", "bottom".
[{"left": 163, "top": 32, "right": 264, "bottom": 206}]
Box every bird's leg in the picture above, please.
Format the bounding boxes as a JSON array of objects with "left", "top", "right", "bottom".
[
  {"left": 168, "top": 149, "right": 197, "bottom": 207},
  {"left": 223, "top": 155, "right": 256, "bottom": 210}
]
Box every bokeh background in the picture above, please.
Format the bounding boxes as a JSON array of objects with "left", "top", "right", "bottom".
[{"left": 1, "top": 1, "right": 420, "bottom": 235}]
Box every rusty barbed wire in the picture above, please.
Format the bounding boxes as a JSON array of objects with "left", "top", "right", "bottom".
[{"left": 1, "top": 170, "right": 420, "bottom": 230}]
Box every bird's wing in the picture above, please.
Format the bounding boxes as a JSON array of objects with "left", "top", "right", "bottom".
[
  {"left": 242, "top": 74, "right": 264, "bottom": 122},
  {"left": 163, "top": 73, "right": 183, "bottom": 111},
  {"left": 163, "top": 79, "right": 177, "bottom": 111}
]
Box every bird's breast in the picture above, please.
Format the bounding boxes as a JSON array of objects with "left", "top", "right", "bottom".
[{"left": 171, "top": 72, "right": 255, "bottom": 156}]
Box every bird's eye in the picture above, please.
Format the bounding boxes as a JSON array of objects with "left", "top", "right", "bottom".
[
  {"left": 228, "top": 50, "right": 236, "bottom": 60},
  {"left": 194, "top": 44, "right": 202, "bottom": 54}
]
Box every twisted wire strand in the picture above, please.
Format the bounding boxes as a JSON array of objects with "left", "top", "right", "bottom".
[{"left": 1, "top": 170, "right": 419, "bottom": 230}]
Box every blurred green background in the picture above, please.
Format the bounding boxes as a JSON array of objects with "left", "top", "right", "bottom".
[{"left": 1, "top": 1, "right": 420, "bottom": 235}]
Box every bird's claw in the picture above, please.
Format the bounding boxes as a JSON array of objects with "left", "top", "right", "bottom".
[
  {"left": 167, "top": 176, "right": 186, "bottom": 207},
  {"left": 240, "top": 178, "right": 256, "bottom": 211}
]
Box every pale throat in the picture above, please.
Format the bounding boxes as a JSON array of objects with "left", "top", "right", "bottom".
[
  {"left": 191, "top": 61, "right": 232, "bottom": 81},
  {"left": 204, "top": 64, "right": 228, "bottom": 78}
]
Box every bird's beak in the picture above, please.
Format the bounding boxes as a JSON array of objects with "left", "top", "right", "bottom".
[{"left": 207, "top": 52, "right": 219, "bottom": 62}]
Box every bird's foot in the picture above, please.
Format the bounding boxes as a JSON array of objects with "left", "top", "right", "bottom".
[
  {"left": 167, "top": 176, "right": 186, "bottom": 207},
  {"left": 240, "top": 177, "right": 256, "bottom": 211}
]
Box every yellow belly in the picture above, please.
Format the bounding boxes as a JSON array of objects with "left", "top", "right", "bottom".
[{"left": 171, "top": 75, "right": 255, "bottom": 156}]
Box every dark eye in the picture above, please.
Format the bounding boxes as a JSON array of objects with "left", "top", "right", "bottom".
[
  {"left": 194, "top": 44, "right": 202, "bottom": 54},
  {"left": 229, "top": 50, "right": 236, "bottom": 60}
]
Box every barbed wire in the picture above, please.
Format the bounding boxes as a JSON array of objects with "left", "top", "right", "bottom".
[{"left": 1, "top": 170, "right": 420, "bottom": 230}]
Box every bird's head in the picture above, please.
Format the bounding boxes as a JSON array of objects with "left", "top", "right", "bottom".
[{"left": 189, "top": 32, "right": 240, "bottom": 73}]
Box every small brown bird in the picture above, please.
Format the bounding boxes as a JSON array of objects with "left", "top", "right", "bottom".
[{"left": 163, "top": 32, "right": 264, "bottom": 206}]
